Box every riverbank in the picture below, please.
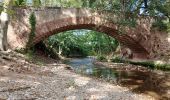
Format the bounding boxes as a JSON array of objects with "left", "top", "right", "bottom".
[
  {"left": 93, "top": 61, "right": 170, "bottom": 99},
  {"left": 0, "top": 51, "right": 155, "bottom": 100}
]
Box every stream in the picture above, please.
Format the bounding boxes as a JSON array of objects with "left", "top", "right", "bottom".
[
  {"left": 66, "top": 57, "right": 148, "bottom": 85},
  {"left": 66, "top": 57, "right": 170, "bottom": 99}
]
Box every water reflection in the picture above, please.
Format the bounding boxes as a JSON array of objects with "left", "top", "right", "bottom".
[
  {"left": 66, "top": 57, "right": 170, "bottom": 99},
  {"left": 66, "top": 58, "right": 144, "bottom": 84}
]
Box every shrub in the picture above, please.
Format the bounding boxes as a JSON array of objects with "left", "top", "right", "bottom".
[
  {"left": 111, "top": 57, "right": 170, "bottom": 71},
  {"left": 111, "top": 56, "right": 124, "bottom": 63},
  {"left": 152, "top": 20, "right": 167, "bottom": 31},
  {"left": 97, "top": 55, "right": 107, "bottom": 62},
  {"left": 26, "top": 12, "right": 36, "bottom": 52}
]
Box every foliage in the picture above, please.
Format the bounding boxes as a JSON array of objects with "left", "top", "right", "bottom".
[
  {"left": 152, "top": 19, "right": 168, "bottom": 31},
  {"left": 96, "top": 55, "right": 107, "bottom": 62},
  {"left": 111, "top": 56, "right": 124, "bottom": 63},
  {"left": 34, "top": 41, "right": 59, "bottom": 59},
  {"left": 167, "top": 22, "right": 170, "bottom": 32},
  {"left": 13, "top": 0, "right": 26, "bottom": 6},
  {"left": 39, "top": 0, "right": 82, "bottom": 7},
  {"left": 47, "top": 30, "right": 118, "bottom": 58},
  {"left": 143, "top": 0, "right": 170, "bottom": 32},
  {"left": 47, "top": 30, "right": 85, "bottom": 57},
  {"left": 129, "top": 61, "right": 170, "bottom": 71},
  {"left": 111, "top": 58, "right": 170, "bottom": 71},
  {"left": 32, "top": 0, "right": 41, "bottom": 7},
  {"left": 81, "top": 0, "right": 170, "bottom": 31},
  {"left": 25, "top": 49, "right": 35, "bottom": 60},
  {"left": 26, "top": 12, "right": 36, "bottom": 52}
]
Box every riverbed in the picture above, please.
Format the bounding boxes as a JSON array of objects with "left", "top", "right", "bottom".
[{"left": 0, "top": 52, "right": 168, "bottom": 100}]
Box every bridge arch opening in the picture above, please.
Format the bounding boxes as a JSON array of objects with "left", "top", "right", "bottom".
[
  {"left": 33, "top": 16, "right": 149, "bottom": 59},
  {"left": 35, "top": 29, "right": 120, "bottom": 58}
]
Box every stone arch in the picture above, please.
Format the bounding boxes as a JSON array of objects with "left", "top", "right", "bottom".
[
  {"left": 34, "top": 16, "right": 149, "bottom": 59},
  {"left": 7, "top": 8, "right": 149, "bottom": 59}
]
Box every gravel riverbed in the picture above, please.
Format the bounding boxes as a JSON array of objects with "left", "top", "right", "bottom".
[
  {"left": 0, "top": 64, "right": 155, "bottom": 100},
  {"left": 0, "top": 51, "right": 156, "bottom": 100}
]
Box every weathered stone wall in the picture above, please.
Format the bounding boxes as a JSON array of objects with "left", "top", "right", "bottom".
[
  {"left": 7, "top": 7, "right": 32, "bottom": 49},
  {"left": 148, "top": 30, "right": 170, "bottom": 60},
  {"left": 124, "top": 17, "right": 170, "bottom": 60}
]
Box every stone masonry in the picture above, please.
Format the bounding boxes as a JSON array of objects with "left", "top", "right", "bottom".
[{"left": 6, "top": 7, "right": 170, "bottom": 60}]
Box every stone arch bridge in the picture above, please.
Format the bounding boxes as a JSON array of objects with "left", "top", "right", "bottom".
[{"left": 7, "top": 7, "right": 169, "bottom": 59}]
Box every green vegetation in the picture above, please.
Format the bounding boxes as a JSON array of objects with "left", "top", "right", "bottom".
[
  {"left": 96, "top": 55, "right": 107, "bottom": 62},
  {"left": 129, "top": 61, "right": 170, "bottom": 70},
  {"left": 22, "top": 12, "right": 36, "bottom": 59},
  {"left": 34, "top": 41, "right": 60, "bottom": 59},
  {"left": 26, "top": 12, "right": 36, "bottom": 52},
  {"left": 111, "top": 57, "right": 170, "bottom": 71},
  {"left": 32, "top": 0, "right": 41, "bottom": 7},
  {"left": 13, "top": 0, "right": 27, "bottom": 6},
  {"left": 46, "top": 30, "right": 118, "bottom": 58}
]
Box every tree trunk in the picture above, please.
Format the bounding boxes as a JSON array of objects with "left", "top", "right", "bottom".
[
  {"left": 0, "top": 12, "right": 9, "bottom": 51},
  {"left": 0, "top": 0, "right": 12, "bottom": 51}
]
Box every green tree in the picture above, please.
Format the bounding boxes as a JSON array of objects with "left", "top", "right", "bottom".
[
  {"left": 46, "top": 29, "right": 118, "bottom": 58},
  {"left": 32, "top": 0, "right": 41, "bottom": 7},
  {"left": 13, "top": 0, "right": 26, "bottom": 6}
]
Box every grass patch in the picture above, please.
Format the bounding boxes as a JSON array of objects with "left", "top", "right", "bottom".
[
  {"left": 111, "top": 57, "right": 170, "bottom": 71},
  {"left": 96, "top": 55, "right": 107, "bottom": 62},
  {"left": 15, "top": 48, "right": 45, "bottom": 66}
]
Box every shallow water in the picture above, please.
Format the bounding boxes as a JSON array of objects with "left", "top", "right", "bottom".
[
  {"left": 66, "top": 57, "right": 170, "bottom": 99},
  {"left": 66, "top": 58, "right": 148, "bottom": 85}
]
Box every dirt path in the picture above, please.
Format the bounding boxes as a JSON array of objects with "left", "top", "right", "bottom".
[{"left": 0, "top": 51, "right": 155, "bottom": 100}]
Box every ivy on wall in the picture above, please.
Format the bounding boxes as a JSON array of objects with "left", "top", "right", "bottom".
[{"left": 26, "top": 12, "right": 36, "bottom": 51}]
